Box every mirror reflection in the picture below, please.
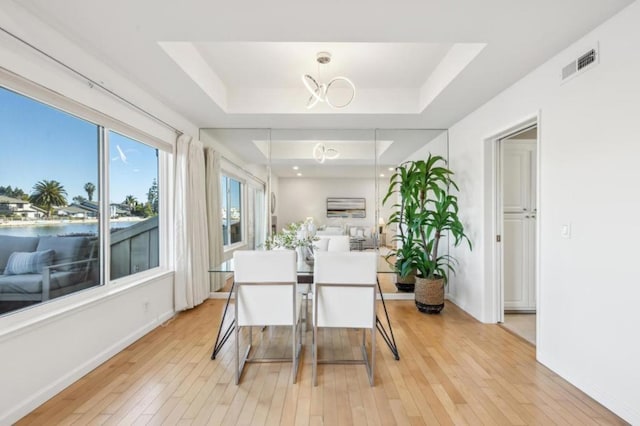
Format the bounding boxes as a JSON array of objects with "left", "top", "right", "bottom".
[{"left": 200, "top": 128, "right": 448, "bottom": 297}]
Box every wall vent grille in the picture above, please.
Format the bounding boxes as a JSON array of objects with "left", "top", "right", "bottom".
[
  {"left": 577, "top": 49, "right": 596, "bottom": 70},
  {"left": 561, "top": 45, "right": 598, "bottom": 83}
]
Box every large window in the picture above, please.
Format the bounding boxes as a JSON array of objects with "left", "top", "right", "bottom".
[
  {"left": 221, "top": 175, "right": 242, "bottom": 246},
  {"left": 109, "top": 131, "right": 159, "bottom": 279},
  {"left": 0, "top": 84, "right": 163, "bottom": 316}
]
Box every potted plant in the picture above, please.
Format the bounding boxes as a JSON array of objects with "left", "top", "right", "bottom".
[
  {"left": 383, "top": 162, "right": 421, "bottom": 291},
  {"left": 409, "top": 155, "right": 472, "bottom": 313}
]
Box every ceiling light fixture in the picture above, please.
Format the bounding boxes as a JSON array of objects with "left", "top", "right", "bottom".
[
  {"left": 313, "top": 142, "right": 339, "bottom": 164},
  {"left": 302, "top": 51, "right": 355, "bottom": 109}
]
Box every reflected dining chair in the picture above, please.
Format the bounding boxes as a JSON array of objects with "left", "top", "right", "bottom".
[
  {"left": 312, "top": 251, "right": 377, "bottom": 386},
  {"left": 327, "top": 235, "right": 350, "bottom": 252},
  {"left": 233, "top": 250, "right": 303, "bottom": 384}
]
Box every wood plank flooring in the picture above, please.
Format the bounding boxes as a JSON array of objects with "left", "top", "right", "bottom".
[{"left": 18, "top": 299, "right": 627, "bottom": 425}]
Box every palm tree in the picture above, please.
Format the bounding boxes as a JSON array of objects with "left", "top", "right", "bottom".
[
  {"left": 84, "top": 182, "right": 96, "bottom": 201},
  {"left": 124, "top": 195, "right": 137, "bottom": 212},
  {"left": 30, "top": 180, "right": 68, "bottom": 217}
]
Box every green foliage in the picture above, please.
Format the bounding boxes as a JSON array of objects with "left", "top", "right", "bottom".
[
  {"left": 30, "top": 179, "right": 68, "bottom": 217},
  {"left": 383, "top": 154, "right": 471, "bottom": 283},
  {"left": 147, "top": 179, "right": 158, "bottom": 214},
  {"left": 124, "top": 195, "right": 138, "bottom": 211},
  {"left": 0, "top": 185, "right": 28, "bottom": 200},
  {"left": 84, "top": 182, "right": 96, "bottom": 201},
  {"left": 263, "top": 221, "right": 318, "bottom": 250}
]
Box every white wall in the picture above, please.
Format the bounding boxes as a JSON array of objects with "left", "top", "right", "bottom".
[
  {"left": 0, "top": 4, "right": 202, "bottom": 424},
  {"left": 278, "top": 178, "right": 377, "bottom": 231},
  {"left": 0, "top": 274, "right": 174, "bottom": 424},
  {"left": 447, "top": 2, "right": 640, "bottom": 423}
]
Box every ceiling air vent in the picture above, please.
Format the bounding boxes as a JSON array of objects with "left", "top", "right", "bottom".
[{"left": 561, "top": 45, "right": 599, "bottom": 83}]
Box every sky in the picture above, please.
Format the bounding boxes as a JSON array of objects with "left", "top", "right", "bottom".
[{"left": 0, "top": 87, "right": 158, "bottom": 204}]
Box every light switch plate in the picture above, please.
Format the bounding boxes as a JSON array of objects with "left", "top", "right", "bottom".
[{"left": 561, "top": 223, "right": 571, "bottom": 239}]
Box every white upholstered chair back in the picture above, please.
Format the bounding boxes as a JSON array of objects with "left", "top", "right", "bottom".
[
  {"left": 327, "top": 235, "right": 350, "bottom": 252},
  {"left": 313, "top": 251, "right": 377, "bottom": 328},
  {"left": 234, "top": 250, "right": 299, "bottom": 327}
]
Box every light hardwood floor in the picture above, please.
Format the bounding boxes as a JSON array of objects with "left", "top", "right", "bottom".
[
  {"left": 502, "top": 314, "right": 536, "bottom": 345},
  {"left": 18, "top": 300, "right": 626, "bottom": 425}
]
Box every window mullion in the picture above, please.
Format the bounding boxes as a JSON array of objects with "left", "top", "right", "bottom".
[{"left": 99, "top": 127, "right": 111, "bottom": 285}]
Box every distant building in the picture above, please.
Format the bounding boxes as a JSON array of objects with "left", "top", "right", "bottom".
[
  {"left": 0, "top": 195, "right": 45, "bottom": 219},
  {"left": 56, "top": 204, "right": 90, "bottom": 219}
]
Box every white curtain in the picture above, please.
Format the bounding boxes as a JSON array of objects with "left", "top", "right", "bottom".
[
  {"left": 205, "top": 148, "right": 224, "bottom": 291},
  {"left": 174, "top": 134, "right": 210, "bottom": 311}
]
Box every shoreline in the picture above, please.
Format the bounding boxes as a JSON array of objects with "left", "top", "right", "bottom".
[{"left": 0, "top": 217, "right": 144, "bottom": 228}]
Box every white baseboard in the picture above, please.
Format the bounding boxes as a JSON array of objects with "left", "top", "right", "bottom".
[
  {"left": 2, "top": 309, "right": 174, "bottom": 425},
  {"left": 209, "top": 291, "right": 233, "bottom": 299}
]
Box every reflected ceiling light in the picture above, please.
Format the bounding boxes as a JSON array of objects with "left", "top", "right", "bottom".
[
  {"left": 388, "top": 167, "right": 394, "bottom": 171},
  {"left": 292, "top": 166, "right": 299, "bottom": 170},
  {"left": 380, "top": 173, "right": 385, "bottom": 177},
  {"left": 302, "top": 51, "right": 355, "bottom": 109},
  {"left": 296, "top": 172, "right": 302, "bottom": 176},
  {"left": 313, "top": 142, "right": 340, "bottom": 164}
]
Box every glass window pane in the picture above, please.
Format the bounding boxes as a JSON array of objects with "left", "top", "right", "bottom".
[
  {"left": 108, "top": 131, "right": 159, "bottom": 280},
  {"left": 229, "top": 178, "right": 242, "bottom": 244},
  {"left": 0, "top": 86, "right": 101, "bottom": 316},
  {"left": 221, "top": 175, "right": 242, "bottom": 247},
  {"left": 221, "top": 177, "right": 228, "bottom": 246}
]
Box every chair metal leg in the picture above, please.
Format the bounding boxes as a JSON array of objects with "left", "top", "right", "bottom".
[
  {"left": 235, "top": 300, "right": 240, "bottom": 385},
  {"left": 370, "top": 322, "right": 376, "bottom": 386},
  {"left": 313, "top": 292, "right": 318, "bottom": 386}
]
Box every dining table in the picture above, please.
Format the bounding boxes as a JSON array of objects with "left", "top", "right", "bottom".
[{"left": 209, "top": 255, "right": 400, "bottom": 361}]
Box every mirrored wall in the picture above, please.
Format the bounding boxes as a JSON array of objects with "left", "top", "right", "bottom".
[{"left": 200, "top": 128, "right": 448, "bottom": 297}]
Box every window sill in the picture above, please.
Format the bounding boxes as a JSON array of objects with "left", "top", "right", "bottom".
[{"left": 0, "top": 268, "right": 173, "bottom": 342}]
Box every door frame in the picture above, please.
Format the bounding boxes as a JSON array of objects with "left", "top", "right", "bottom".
[{"left": 484, "top": 113, "right": 541, "bottom": 328}]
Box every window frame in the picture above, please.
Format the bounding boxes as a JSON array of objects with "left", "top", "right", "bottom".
[
  {"left": 221, "top": 172, "right": 246, "bottom": 251},
  {"left": 0, "top": 69, "right": 172, "bottom": 309}
]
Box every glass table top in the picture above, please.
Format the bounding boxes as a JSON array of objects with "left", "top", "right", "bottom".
[{"left": 209, "top": 254, "right": 395, "bottom": 274}]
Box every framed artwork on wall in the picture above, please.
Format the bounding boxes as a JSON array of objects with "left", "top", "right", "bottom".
[{"left": 326, "top": 197, "right": 366, "bottom": 218}]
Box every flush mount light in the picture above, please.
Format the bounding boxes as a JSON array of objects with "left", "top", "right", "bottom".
[
  {"left": 296, "top": 172, "right": 302, "bottom": 176},
  {"left": 388, "top": 167, "right": 394, "bottom": 171},
  {"left": 302, "top": 51, "right": 355, "bottom": 109},
  {"left": 292, "top": 166, "right": 299, "bottom": 170},
  {"left": 313, "top": 142, "right": 340, "bottom": 164}
]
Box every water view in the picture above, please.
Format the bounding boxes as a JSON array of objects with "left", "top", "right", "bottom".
[{"left": 0, "top": 221, "right": 137, "bottom": 237}]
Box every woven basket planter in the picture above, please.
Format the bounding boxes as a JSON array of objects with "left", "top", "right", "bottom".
[
  {"left": 394, "top": 270, "right": 416, "bottom": 292},
  {"left": 414, "top": 276, "right": 445, "bottom": 314}
]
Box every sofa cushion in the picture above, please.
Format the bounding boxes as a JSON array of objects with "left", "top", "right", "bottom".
[
  {"left": 0, "top": 271, "right": 82, "bottom": 294},
  {"left": 36, "top": 236, "right": 90, "bottom": 271},
  {"left": 4, "top": 249, "right": 55, "bottom": 275},
  {"left": 0, "top": 235, "right": 39, "bottom": 274}
]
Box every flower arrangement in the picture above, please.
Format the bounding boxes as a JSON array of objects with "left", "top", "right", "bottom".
[{"left": 263, "top": 220, "right": 319, "bottom": 251}]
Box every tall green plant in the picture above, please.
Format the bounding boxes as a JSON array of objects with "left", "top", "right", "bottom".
[
  {"left": 410, "top": 155, "right": 472, "bottom": 282},
  {"left": 383, "top": 154, "right": 471, "bottom": 283},
  {"left": 383, "top": 162, "right": 419, "bottom": 276}
]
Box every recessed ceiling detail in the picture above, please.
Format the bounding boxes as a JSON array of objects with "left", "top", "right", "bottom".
[{"left": 158, "top": 42, "right": 485, "bottom": 115}]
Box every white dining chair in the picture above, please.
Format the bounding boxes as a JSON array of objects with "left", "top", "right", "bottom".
[
  {"left": 327, "top": 235, "right": 350, "bottom": 252},
  {"left": 233, "top": 250, "right": 302, "bottom": 384},
  {"left": 312, "top": 251, "right": 377, "bottom": 386}
]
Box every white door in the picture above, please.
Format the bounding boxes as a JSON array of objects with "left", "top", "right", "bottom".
[{"left": 503, "top": 140, "right": 536, "bottom": 311}]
